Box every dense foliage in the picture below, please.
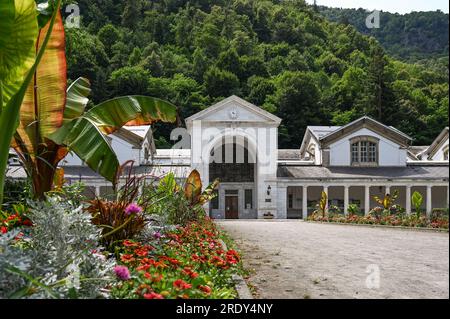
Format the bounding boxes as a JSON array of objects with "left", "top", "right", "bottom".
[
  {"left": 67, "top": 0, "right": 449, "bottom": 147},
  {"left": 317, "top": 6, "right": 449, "bottom": 62},
  {"left": 0, "top": 169, "right": 239, "bottom": 299}
]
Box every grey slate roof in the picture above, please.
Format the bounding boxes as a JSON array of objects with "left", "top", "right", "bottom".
[
  {"left": 278, "top": 149, "right": 302, "bottom": 160},
  {"left": 6, "top": 165, "right": 192, "bottom": 181},
  {"left": 308, "top": 126, "right": 341, "bottom": 140},
  {"left": 277, "top": 165, "right": 449, "bottom": 180}
]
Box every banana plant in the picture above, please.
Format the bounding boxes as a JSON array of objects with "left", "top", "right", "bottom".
[
  {"left": 411, "top": 191, "right": 423, "bottom": 217},
  {"left": 0, "top": 0, "right": 60, "bottom": 205},
  {"left": 8, "top": 8, "right": 178, "bottom": 200},
  {"left": 318, "top": 191, "right": 328, "bottom": 217},
  {"left": 373, "top": 190, "right": 399, "bottom": 210},
  {"left": 184, "top": 170, "right": 220, "bottom": 207}
]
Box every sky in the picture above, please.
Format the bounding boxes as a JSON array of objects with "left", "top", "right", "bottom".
[{"left": 305, "top": 0, "right": 449, "bottom": 14}]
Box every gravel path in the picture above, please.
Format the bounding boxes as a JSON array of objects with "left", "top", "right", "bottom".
[{"left": 217, "top": 220, "right": 449, "bottom": 299}]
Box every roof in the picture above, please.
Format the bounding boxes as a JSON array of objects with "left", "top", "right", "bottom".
[
  {"left": 6, "top": 165, "right": 192, "bottom": 181},
  {"left": 277, "top": 165, "right": 449, "bottom": 180},
  {"left": 320, "top": 116, "right": 413, "bottom": 147},
  {"left": 123, "top": 125, "right": 151, "bottom": 139},
  {"left": 408, "top": 146, "right": 429, "bottom": 156},
  {"left": 423, "top": 127, "right": 449, "bottom": 159},
  {"left": 278, "top": 149, "right": 302, "bottom": 160},
  {"left": 307, "top": 126, "right": 341, "bottom": 140},
  {"left": 185, "top": 95, "right": 282, "bottom": 124}
]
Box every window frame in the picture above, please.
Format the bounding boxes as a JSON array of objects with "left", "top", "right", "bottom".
[
  {"left": 443, "top": 145, "right": 449, "bottom": 161},
  {"left": 350, "top": 136, "right": 379, "bottom": 167}
]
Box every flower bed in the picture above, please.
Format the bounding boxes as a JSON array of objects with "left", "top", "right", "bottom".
[
  {"left": 111, "top": 218, "right": 241, "bottom": 299},
  {"left": 308, "top": 213, "right": 449, "bottom": 229}
]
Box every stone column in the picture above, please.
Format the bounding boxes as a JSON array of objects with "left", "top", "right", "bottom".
[
  {"left": 405, "top": 185, "right": 411, "bottom": 215},
  {"left": 385, "top": 186, "right": 391, "bottom": 195},
  {"left": 426, "top": 185, "right": 432, "bottom": 216},
  {"left": 302, "top": 186, "right": 308, "bottom": 219},
  {"left": 364, "top": 185, "right": 370, "bottom": 216},
  {"left": 277, "top": 186, "right": 288, "bottom": 219},
  {"left": 344, "top": 185, "right": 349, "bottom": 215}
]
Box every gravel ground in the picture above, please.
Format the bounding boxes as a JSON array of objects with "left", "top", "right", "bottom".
[{"left": 217, "top": 220, "right": 449, "bottom": 299}]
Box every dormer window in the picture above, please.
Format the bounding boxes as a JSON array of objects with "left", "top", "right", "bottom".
[{"left": 350, "top": 136, "right": 379, "bottom": 166}]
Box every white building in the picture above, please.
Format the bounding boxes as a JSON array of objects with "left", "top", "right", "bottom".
[{"left": 7, "top": 96, "right": 449, "bottom": 218}]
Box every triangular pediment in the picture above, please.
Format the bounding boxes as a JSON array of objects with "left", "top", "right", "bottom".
[
  {"left": 185, "top": 96, "right": 281, "bottom": 124},
  {"left": 320, "top": 116, "right": 412, "bottom": 147}
]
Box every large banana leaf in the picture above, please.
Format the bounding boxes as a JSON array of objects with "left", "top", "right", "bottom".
[
  {"left": 13, "top": 10, "right": 66, "bottom": 160},
  {"left": 0, "top": 0, "right": 61, "bottom": 204},
  {"left": 63, "top": 77, "right": 91, "bottom": 123},
  {"left": 84, "top": 96, "right": 178, "bottom": 135},
  {"left": 50, "top": 117, "right": 119, "bottom": 182},
  {"left": 0, "top": 0, "right": 38, "bottom": 108},
  {"left": 49, "top": 96, "right": 178, "bottom": 183},
  {"left": 184, "top": 170, "right": 202, "bottom": 205}
]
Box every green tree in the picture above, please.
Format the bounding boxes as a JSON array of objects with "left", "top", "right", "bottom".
[
  {"left": 109, "top": 66, "right": 150, "bottom": 96},
  {"left": 121, "top": 0, "right": 142, "bottom": 29},
  {"left": 203, "top": 66, "right": 240, "bottom": 98},
  {"left": 97, "top": 24, "right": 121, "bottom": 56},
  {"left": 268, "top": 71, "right": 323, "bottom": 148}
]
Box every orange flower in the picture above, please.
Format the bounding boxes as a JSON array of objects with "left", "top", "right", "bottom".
[
  {"left": 123, "top": 240, "right": 139, "bottom": 248},
  {"left": 134, "top": 248, "right": 149, "bottom": 257},
  {"left": 120, "top": 254, "right": 135, "bottom": 263}
]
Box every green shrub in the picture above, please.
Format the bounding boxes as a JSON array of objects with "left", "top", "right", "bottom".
[{"left": 0, "top": 196, "right": 115, "bottom": 299}]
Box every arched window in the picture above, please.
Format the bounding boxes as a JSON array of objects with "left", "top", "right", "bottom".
[
  {"left": 444, "top": 146, "right": 449, "bottom": 161},
  {"left": 350, "top": 136, "right": 379, "bottom": 166}
]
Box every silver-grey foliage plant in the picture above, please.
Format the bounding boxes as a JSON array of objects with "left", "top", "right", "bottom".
[{"left": 0, "top": 196, "right": 115, "bottom": 299}]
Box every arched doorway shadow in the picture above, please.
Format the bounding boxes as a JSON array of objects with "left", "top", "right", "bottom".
[{"left": 205, "top": 134, "right": 258, "bottom": 219}]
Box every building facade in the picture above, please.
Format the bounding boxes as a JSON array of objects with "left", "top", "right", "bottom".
[{"left": 7, "top": 96, "right": 449, "bottom": 218}]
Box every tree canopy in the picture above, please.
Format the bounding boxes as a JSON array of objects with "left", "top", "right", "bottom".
[{"left": 69, "top": 0, "right": 449, "bottom": 147}]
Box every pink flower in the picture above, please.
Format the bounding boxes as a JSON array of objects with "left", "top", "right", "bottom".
[
  {"left": 153, "top": 231, "right": 162, "bottom": 239},
  {"left": 124, "top": 203, "right": 142, "bottom": 216},
  {"left": 114, "top": 265, "right": 131, "bottom": 281}
]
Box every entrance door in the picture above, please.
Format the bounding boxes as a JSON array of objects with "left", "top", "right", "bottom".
[{"left": 225, "top": 196, "right": 239, "bottom": 219}]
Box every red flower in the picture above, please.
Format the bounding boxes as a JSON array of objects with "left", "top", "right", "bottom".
[
  {"left": 144, "top": 292, "right": 164, "bottom": 299},
  {"left": 144, "top": 272, "right": 163, "bottom": 282},
  {"left": 21, "top": 219, "right": 32, "bottom": 226},
  {"left": 182, "top": 267, "right": 199, "bottom": 279},
  {"left": 136, "top": 264, "right": 150, "bottom": 272},
  {"left": 123, "top": 240, "right": 139, "bottom": 248},
  {"left": 1, "top": 226, "right": 7, "bottom": 234},
  {"left": 134, "top": 248, "right": 149, "bottom": 257},
  {"left": 120, "top": 254, "right": 135, "bottom": 263},
  {"left": 198, "top": 285, "right": 212, "bottom": 295},
  {"left": 173, "top": 279, "right": 192, "bottom": 290}
]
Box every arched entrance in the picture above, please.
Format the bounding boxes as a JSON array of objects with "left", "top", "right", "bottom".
[{"left": 208, "top": 136, "right": 257, "bottom": 219}]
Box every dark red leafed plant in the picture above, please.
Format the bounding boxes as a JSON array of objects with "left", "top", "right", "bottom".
[{"left": 88, "top": 161, "right": 156, "bottom": 249}]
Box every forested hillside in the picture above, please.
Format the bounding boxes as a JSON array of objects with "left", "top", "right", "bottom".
[
  {"left": 67, "top": 0, "right": 449, "bottom": 147},
  {"left": 317, "top": 6, "right": 449, "bottom": 62}
]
